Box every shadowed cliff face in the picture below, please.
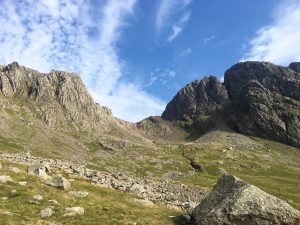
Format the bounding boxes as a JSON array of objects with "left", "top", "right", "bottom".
[
  {"left": 161, "top": 61, "right": 300, "bottom": 147},
  {"left": 224, "top": 61, "right": 300, "bottom": 147},
  {"left": 161, "top": 76, "right": 229, "bottom": 121},
  {"left": 0, "top": 62, "right": 121, "bottom": 134}
]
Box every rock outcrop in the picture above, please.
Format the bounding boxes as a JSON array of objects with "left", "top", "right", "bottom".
[
  {"left": 224, "top": 61, "right": 300, "bottom": 147},
  {"left": 0, "top": 62, "right": 120, "bottom": 134},
  {"left": 161, "top": 61, "right": 300, "bottom": 147},
  {"left": 289, "top": 62, "right": 300, "bottom": 73},
  {"left": 192, "top": 174, "right": 300, "bottom": 225},
  {"left": 162, "top": 76, "right": 229, "bottom": 121}
]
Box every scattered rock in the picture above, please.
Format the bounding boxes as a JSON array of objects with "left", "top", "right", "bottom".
[
  {"left": 182, "top": 214, "right": 191, "bottom": 224},
  {"left": 18, "top": 181, "right": 27, "bottom": 186},
  {"left": 192, "top": 174, "right": 300, "bottom": 225},
  {"left": 28, "top": 164, "right": 50, "bottom": 177},
  {"left": 30, "top": 194, "right": 44, "bottom": 204},
  {"left": 190, "top": 160, "right": 204, "bottom": 172},
  {"left": 46, "top": 175, "right": 70, "bottom": 189},
  {"left": 48, "top": 199, "right": 60, "bottom": 205},
  {"left": 9, "top": 166, "right": 22, "bottom": 173},
  {"left": 32, "top": 195, "right": 43, "bottom": 201},
  {"left": 64, "top": 207, "right": 84, "bottom": 217},
  {"left": 68, "top": 191, "right": 89, "bottom": 198},
  {"left": 0, "top": 152, "right": 207, "bottom": 210},
  {"left": 0, "top": 175, "right": 12, "bottom": 184},
  {"left": 41, "top": 208, "right": 54, "bottom": 218}
]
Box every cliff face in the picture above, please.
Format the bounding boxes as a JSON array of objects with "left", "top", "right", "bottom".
[
  {"left": 0, "top": 62, "right": 119, "bottom": 134},
  {"left": 161, "top": 61, "right": 300, "bottom": 147},
  {"left": 161, "top": 76, "right": 229, "bottom": 121},
  {"left": 224, "top": 61, "right": 300, "bottom": 147}
]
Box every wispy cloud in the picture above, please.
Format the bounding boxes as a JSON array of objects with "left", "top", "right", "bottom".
[
  {"left": 203, "top": 35, "right": 216, "bottom": 44},
  {"left": 180, "top": 48, "right": 192, "bottom": 57},
  {"left": 147, "top": 67, "right": 176, "bottom": 87},
  {"left": 156, "top": 0, "right": 192, "bottom": 42},
  {"left": 0, "top": 0, "right": 166, "bottom": 122},
  {"left": 156, "top": 0, "right": 177, "bottom": 31},
  {"left": 242, "top": 0, "right": 300, "bottom": 65},
  {"left": 167, "top": 11, "right": 191, "bottom": 42}
]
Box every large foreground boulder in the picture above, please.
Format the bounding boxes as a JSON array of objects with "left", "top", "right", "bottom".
[{"left": 192, "top": 174, "right": 300, "bottom": 225}]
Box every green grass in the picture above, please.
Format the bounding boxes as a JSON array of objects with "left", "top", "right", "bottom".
[
  {"left": 177, "top": 137, "right": 300, "bottom": 210},
  {"left": 0, "top": 136, "right": 23, "bottom": 153},
  {"left": 0, "top": 161, "right": 185, "bottom": 225}
]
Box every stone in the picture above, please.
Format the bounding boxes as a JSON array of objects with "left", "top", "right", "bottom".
[
  {"left": 41, "top": 208, "right": 54, "bottom": 218},
  {"left": 32, "top": 195, "right": 43, "bottom": 201},
  {"left": 64, "top": 207, "right": 84, "bottom": 217},
  {"left": 0, "top": 175, "right": 12, "bottom": 184},
  {"left": 18, "top": 181, "right": 27, "bottom": 186},
  {"left": 48, "top": 199, "right": 60, "bottom": 205},
  {"left": 9, "top": 166, "right": 22, "bottom": 173},
  {"left": 46, "top": 175, "right": 71, "bottom": 189},
  {"left": 192, "top": 174, "right": 300, "bottom": 225},
  {"left": 68, "top": 191, "right": 89, "bottom": 198},
  {"left": 129, "top": 183, "right": 147, "bottom": 194},
  {"left": 27, "top": 164, "right": 49, "bottom": 177}
]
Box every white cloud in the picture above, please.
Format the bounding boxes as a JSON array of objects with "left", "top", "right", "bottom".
[
  {"left": 168, "top": 70, "right": 176, "bottom": 77},
  {"left": 156, "top": 0, "right": 192, "bottom": 42},
  {"left": 156, "top": 0, "right": 177, "bottom": 31},
  {"left": 203, "top": 35, "right": 216, "bottom": 44},
  {"left": 147, "top": 76, "right": 158, "bottom": 87},
  {"left": 180, "top": 48, "right": 192, "bottom": 56},
  {"left": 91, "top": 83, "right": 165, "bottom": 122},
  {"left": 167, "top": 11, "right": 191, "bottom": 42},
  {"left": 242, "top": 0, "right": 300, "bottom": 65},
  {"left": 0, "top": 0, "right": 166, "bottom": 122},
  {"left": 147, "top": 67, "right": 176, "bottom": 87}
]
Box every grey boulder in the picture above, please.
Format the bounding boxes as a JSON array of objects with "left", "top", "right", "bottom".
[
  {"left": 192, "top": 174, "right": 300, "bottom": 225},
  {"left": 45, "top": 175, "right": 71, "bottom": 190}
]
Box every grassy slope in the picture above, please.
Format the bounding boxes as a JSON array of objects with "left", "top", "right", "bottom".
[
  {"left": 0, "top": 101, "right": 299, "bottom": 214},
  {"left": 0, "top": 161, "right": 184, "bottom": 225},
  {"left": 178, "top": 135, "right": 300, "bottom": 210}
]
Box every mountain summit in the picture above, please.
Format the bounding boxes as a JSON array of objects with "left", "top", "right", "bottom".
[{"left": 162, "top": 61, "right": 300, "bottom": 147}]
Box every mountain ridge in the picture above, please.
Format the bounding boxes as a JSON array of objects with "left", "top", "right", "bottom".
[{"left": 161, "top": 61, "right": 300, "bottom": 148}]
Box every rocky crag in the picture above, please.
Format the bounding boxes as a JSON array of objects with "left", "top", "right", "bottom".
[
  {"left": 0, "top": 62, "right": 129, "bottom": 134},
  {"left": 162, "top": 61, "right": 300, "bottom": 147}
]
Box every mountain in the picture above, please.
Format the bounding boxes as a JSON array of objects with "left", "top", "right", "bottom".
[
  {"left": 0, "top": 62, "right": 122, "bottom": 133},
  {"left": 161, "top": 61, "right": 300, "bottom": 148},
  {"left": 0, "top": 61, "right": 299, "bottom": 224},
  {"left": 0, "top": 62, "right": 150, "bottom": 162},
  {"left": 162, "top": 76, "right": 229, "bottom": 121}
]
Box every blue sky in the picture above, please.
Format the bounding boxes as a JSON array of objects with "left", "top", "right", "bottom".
[{"left": 1, "top": 0, "right": 300, "bottom": 122}]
